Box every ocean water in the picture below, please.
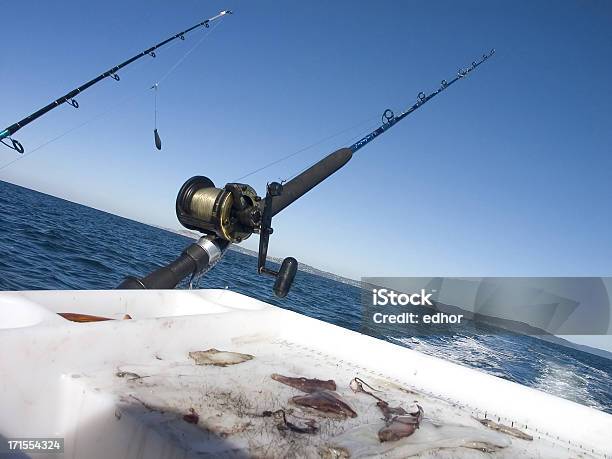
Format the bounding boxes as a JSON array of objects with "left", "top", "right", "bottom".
[{"left": 1, "top": 180, "right": 611, "bottom": 414}]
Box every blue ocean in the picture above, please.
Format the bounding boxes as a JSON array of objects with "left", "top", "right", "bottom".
[{"left": 1, "top": 179, "right": 610, "bottom": 414}]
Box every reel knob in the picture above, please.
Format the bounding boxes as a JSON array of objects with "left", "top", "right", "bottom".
[{"left": 273, "top": 257, "right": 298, "bottom": 298}]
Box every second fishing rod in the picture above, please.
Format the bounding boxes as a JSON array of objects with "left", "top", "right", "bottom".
[{"left": 0, "top": 10, "right": 232, "bottom": 154}]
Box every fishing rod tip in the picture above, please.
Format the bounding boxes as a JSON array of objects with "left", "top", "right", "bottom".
[{"left": 222, "top": 10, "right": 233, "bottom": 15}]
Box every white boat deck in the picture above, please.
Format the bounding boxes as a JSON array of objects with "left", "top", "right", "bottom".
[{"left": 0, "top": 289, "right": 610, "bottom": 458}]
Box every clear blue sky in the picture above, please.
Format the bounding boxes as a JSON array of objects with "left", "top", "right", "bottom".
[{"left": 1, "top": 0, "right": 611, "bottom": 281}]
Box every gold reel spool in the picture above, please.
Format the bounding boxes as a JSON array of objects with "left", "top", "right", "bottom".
[{"left": 176, "top": 176, "right": 257, "bottom": 243}]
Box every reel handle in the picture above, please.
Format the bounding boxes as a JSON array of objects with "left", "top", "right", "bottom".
[{"left": 258, "top": 181, "right": 298, "bottom": 297}]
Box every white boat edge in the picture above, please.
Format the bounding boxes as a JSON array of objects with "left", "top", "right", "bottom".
[{"left": 0, "top": 289, "right": 610, "bottom": 458}]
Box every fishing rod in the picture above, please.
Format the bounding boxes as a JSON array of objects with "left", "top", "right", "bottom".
[
  {"left": 0, "top": 10, "right": 232, "bottom": 154},
  {"left": 118, "top": 49, "right": 495, "bottom": 296}
]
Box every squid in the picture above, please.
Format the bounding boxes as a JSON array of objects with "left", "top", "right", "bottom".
[
  {"left": 378, "top": 405, "right": 424, "bottom": 442},
  {"left": 271, "top": 373, "right": 336, "bottom": 393},
  {"left": 291, "top": 390, "right": 358, "bottom": 418}
]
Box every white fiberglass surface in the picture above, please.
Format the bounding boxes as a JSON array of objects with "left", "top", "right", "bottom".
[{"left": 0, "top": 289, "right": 609, "bottom": 458}]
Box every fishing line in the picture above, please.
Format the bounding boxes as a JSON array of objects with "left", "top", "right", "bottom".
[
  {"left": 152, "top": 84, "right": 161, "bottom": 150},
  {"left": 149, "top": 16, "right": 225, "bottom": 149},
  {"left": 0, "top": 91, "right": 147, "bottom": 172},
  {"left": 280, "top": 119, "right": 381, "bottom": 183},
  {"left": 0, "top": 15, "right": 227, "bottom": 170},
  {"left": 233, "top": 114, "right": 380, "bottom": 182},
  {"left": 155, "top": 17, "right": 225, "bottom": 87}
]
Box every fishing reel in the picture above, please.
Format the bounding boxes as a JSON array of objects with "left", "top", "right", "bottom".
[{"left": 176, "top": 176, "right": 298, "bottom": 297}]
